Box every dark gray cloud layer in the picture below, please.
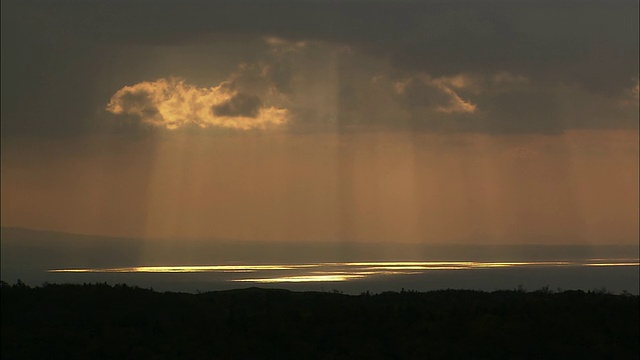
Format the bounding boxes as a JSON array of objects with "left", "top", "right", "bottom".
[
  {"left": 2, "top": 0, "right": 638, "bottom": 136},
  {"left": 213, "top": 93, "right": 262, "bottom": 118}
]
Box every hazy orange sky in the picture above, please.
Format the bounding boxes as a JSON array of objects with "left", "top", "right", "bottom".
[
  {"left": 3, "top": 129, "right": 637, "bottom": 244},
  {"left": 2, "top": 0, "right": 638, "bottom": 246}
]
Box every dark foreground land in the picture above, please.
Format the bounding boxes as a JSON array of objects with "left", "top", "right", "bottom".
[{"left": 2, "top": 282, "right": 638, "bottom": 359}]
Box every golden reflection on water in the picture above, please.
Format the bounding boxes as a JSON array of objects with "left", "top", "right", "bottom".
[
  {"left": 234, "top": 274, "right": 367, "bottom": 283},
  {"left": 48, "top": 264, "right": 315, "bottom": 273},
  {"left": 49, "top": 260, "right": 639, "bottom": 283},
  {"left": 584, "top": 262, "right": 640, "bottom": 267}
]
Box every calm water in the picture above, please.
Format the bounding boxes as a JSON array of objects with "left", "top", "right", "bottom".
[
  {"left": 43, "top": 259, "right": 640, "bottom": 294},
  {"left": 3, "top": 228, "right": 638, "bottom": 294}
]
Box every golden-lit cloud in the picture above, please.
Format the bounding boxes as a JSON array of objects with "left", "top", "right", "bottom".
[
  {"left": 106, "top": 78, "right": 288, "bottom": 130},
  {"left": 393, "top": 74, "right": 477, "bottom": 113}
]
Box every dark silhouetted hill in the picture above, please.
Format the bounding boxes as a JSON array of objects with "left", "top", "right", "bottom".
[{"left": 1, "top": 281, "right": 638, "bottom": 359}]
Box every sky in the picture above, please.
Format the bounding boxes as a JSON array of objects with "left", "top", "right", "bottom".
[{"left": 1, "top": 0, "right": 638, "bottom": 248}]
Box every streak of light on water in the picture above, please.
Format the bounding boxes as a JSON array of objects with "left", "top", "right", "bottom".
[{"left": 49, "top": 260, "right": 639, "bottom": 283}]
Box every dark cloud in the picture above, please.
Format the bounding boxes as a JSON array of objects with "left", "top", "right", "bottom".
[
  {"left": 212, "top": 93, "right": 262, "bottom": 118},
  {"left": 116, "top": 90, "right": 160, "bottom": 119},
  {"left": 38, "top": 1, "right": 636, "bottom": 91},
  {"left": 399, "top": 80, "right": 452, "bottom": 109},
  {"left": 393, "top": 76, "right": 475, "bottom": 114},
  {"left": 1, "top": 0, "right": 637, "bottom": 136},
  {"left": 262, "top": 60, "right": 295, "bottom": 95},
  {"left": 477, "top": 89, "right": 562, "bottom": 134}
]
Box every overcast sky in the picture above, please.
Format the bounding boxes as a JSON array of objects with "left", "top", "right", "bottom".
[{"left": 1, "top": 0, "right": 638, "bottom": 245}]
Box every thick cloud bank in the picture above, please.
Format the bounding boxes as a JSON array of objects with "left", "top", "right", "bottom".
[{"left": 1, "top": 0, "right": 637, "bottom": 136}]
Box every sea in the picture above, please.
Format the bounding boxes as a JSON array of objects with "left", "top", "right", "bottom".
[{"left": 2, "top": 227, "right": 638, "bottom": 294}]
